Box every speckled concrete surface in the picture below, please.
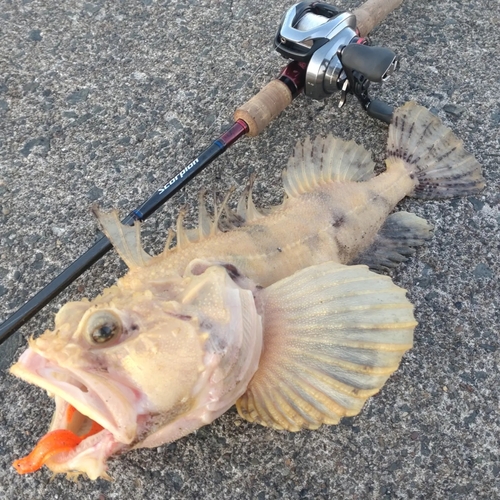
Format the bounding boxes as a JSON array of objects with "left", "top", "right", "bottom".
[{"left": 0, "top": 0, "right": 499, "bottom": 498}]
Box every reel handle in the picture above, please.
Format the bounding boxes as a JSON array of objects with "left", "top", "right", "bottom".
[
  {"left": 352, "top": 0, "right": 403, "bottom": 37},
  {"left": 341, "top": 44, "right": 398, "bottom": 83}
]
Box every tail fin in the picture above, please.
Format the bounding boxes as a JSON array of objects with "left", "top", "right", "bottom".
[{"left": 386, "top": 102, "right": 485, "bottom": 199}]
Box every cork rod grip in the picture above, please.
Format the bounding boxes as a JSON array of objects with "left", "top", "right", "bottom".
[
  {"left": 233, "top": 0, "right": 403, "bottom": 136},
  {"left": 233, "top": 80, "right": 293, "bottom": 137},
  {"left": 353, "top": 0, "right": 403, "bottom": 37}
]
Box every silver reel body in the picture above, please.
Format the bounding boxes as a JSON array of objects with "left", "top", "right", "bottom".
[
  {"left": 277, "top": 4, "right": 358, "bottom": 100},
  {"left": 275, "top": 1, "right": 399, "bottom": 121}
]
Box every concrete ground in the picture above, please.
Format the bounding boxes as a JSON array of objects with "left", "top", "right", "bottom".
[{"left": 0, "top": 0, "right": 498, "bottom": 498}]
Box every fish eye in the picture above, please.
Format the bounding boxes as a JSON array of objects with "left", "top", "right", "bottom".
[{"left": 85, "top": 311, "right": 122, "bottom": 345}]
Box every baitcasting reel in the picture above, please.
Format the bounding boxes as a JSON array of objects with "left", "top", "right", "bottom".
[{"left": 275, "top": 1, "right": 399, "bottom": 123}]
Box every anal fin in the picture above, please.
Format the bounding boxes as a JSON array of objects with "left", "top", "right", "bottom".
[
  {"left": 236, "top": 262, "right": 416, "bottom": 431},
  {"left": 353, "top": 211, "right": 433, "bottom": 272}
]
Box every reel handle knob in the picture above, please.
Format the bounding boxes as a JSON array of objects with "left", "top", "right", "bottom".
[{"left": 341, "top": 44, "right": 398, "bottom": 83}]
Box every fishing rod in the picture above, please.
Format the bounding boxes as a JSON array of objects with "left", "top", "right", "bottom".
[{"left": 0, "top": 0, "right": 403, "bottom": 345}]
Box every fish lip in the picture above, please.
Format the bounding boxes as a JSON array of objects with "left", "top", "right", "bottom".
[
  {"left": 43, "top": 423, "right": 121, "bottom": 480},
  {"left": 10, "top": 348, "right": 141, "bottom": 445}
]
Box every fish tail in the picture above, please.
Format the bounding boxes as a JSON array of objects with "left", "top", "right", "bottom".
[{"left": 386, "top": 102, "right": 485, "bottom": 199}]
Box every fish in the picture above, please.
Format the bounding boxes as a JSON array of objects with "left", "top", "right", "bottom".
[{"left": 9, "top": 102, "right": 484, "bottom": 480}]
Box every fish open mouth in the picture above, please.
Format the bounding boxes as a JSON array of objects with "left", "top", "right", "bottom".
[
  {"left": 12, "top": 401, "right": 120, "bottom": 480},
  {"left": 10, "top": 348, "right": 143, "bottom": 479}
]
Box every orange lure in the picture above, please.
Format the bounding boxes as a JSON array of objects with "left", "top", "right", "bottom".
[{"left": 13, "top": 405, "right": 103, "bottom": 474}]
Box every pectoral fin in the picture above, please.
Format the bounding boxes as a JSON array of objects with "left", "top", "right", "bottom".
[{"left": 236, "top": 262, "right": 416, "bottom": 431}]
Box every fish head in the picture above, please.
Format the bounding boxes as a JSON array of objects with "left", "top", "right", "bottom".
[{"left": 10, "top": 260, "right": 263, "bottom": 479}]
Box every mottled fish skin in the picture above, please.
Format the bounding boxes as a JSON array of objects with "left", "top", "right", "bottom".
[{"left": 125, "top": 163, "right": 415, "bottom": 290}]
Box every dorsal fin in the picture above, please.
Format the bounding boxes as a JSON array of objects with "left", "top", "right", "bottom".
[
  {"left": 197, "top": 189, "right": 212, "bottom": 238},
  {"left": 213, "top": 187, "right": 235, "bottom": 232},
  {"left": 170, "top": 188, "right": 241, "bottom": 250},
  {"left": 236, "top": 174, "right": 264, "bottom": 222},
  {"left": 93, "top": 207, "right": 151, "bottom": 269},
  {"left": 167, "top": 177, "right": 268, "bottom": 251},
  {"left": 220, "top": 204, "right": 245, "bottom": 232},
  {"left": 175, "top": 206, "right": 192, "bottom": 250},
  {"left": 283, "top": 135, "right": 375, "bottom": 198},
  {"left": 236, "top": 183, "right": 250, "bottom": 220},
  {"left": 163, "top": 228, "right": 175, "bottom": 253}
]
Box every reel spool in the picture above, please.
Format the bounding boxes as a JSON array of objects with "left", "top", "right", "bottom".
[{"left": 275, "top": 1, "right": 399, "bottom": 122}]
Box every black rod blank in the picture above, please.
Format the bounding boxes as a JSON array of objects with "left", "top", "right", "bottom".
[{"left": 0, "top": 120, "right": 249, "bottom": 345}]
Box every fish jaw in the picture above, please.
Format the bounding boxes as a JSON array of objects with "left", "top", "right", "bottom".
[
  {"left": 43, "top": 428, "right": 121, "bottom": 480},
  {"left": 10, "top": 349, "right": 144, "bottom": 444},
  {"left": 10, "top": 349, "right": 145, "bottom": 479}
]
